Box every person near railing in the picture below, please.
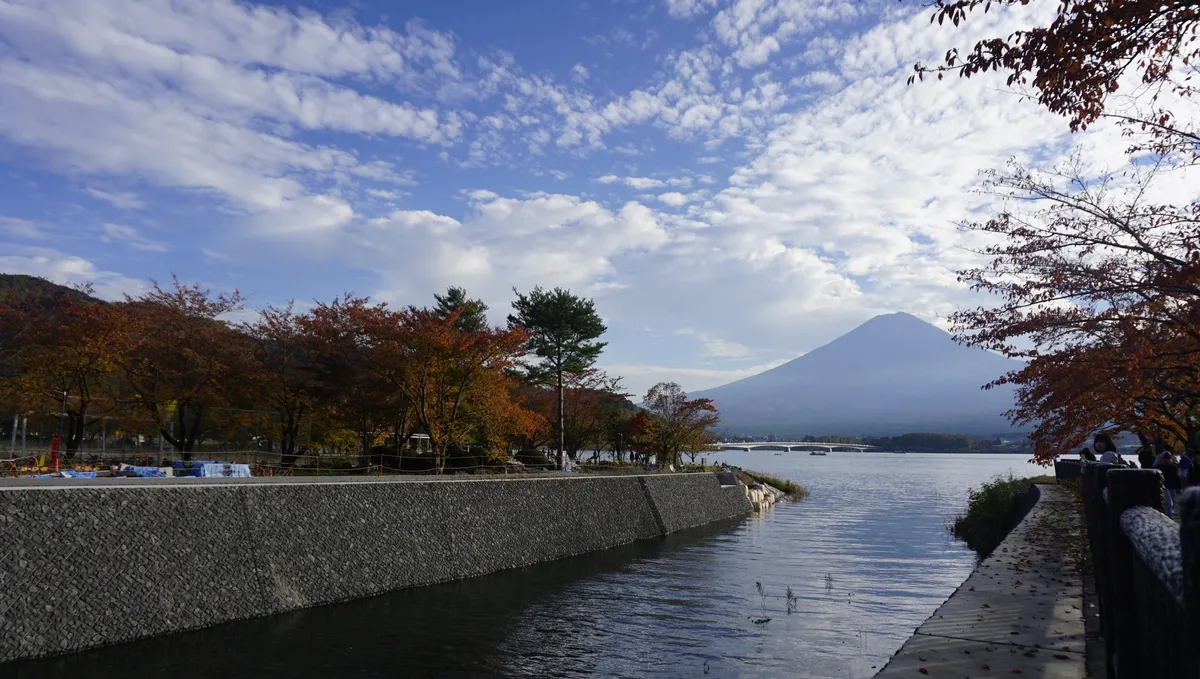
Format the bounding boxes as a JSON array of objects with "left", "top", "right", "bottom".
[
  {"left": 1137, "top": 433, "right": 1156, "bottom": 470},
  {"left": 1181, "top": 447, "right": 1195, "bottom": 488},
  {"left": 1153, "top": 447, "right": 1182, "bottom": 517},
  {"left": 1080, "top": 446, "right": 1096, "bottom": 462},
  {"left": 1152, "top": 437, "right": 1175, "bottom": 467},
  {"left": 1095, "top": 433, "right": 1123, "bottom": 464}
]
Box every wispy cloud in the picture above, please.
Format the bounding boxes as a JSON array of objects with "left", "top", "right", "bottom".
[
  {"left": 101, "top": 223, "right": 168, "bottom": 252},
  {"left": 0, "top": 216, "right": 43, "bottom": 239},
  {"left": 676, "top": 328, "right": 756, "bottom": 358},
  {"left": 86, "top": 188, "right": 145, "bottom": 210}
]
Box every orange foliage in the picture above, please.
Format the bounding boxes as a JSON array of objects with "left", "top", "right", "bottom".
[{"left": 390, "top": 307, "right": 532, "bottom": 471}]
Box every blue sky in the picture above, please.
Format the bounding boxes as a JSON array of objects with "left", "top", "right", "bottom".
[{"left": 0, "top": 0, "right": 1131, "bottom": 397}]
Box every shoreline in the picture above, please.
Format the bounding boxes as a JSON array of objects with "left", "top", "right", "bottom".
[{"left": 874, "top": 484, "right": 1086, "bottom": 677}]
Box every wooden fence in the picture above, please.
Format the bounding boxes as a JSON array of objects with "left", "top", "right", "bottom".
[{"left": 1062, "top": 461, "right": 1200, "bottom": 678}]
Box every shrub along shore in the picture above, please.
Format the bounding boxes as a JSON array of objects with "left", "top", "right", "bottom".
[{"left": 950, "top": 473, "right": 1056, "bottom": 558}]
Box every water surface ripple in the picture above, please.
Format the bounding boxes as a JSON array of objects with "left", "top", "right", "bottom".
[{"left": 1, "top": 452, "right": 1043, "bottom": 679}]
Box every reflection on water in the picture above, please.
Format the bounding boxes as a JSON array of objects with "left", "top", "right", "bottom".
[{"left": 1, "top": 453, "right": 1043, "bottom": 679}]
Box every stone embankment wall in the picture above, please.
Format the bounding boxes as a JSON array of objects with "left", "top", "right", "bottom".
[{"left": 0, "top": 473, "right": 749, "bottom": 663}]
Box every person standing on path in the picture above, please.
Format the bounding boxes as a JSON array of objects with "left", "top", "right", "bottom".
[
  {"left": 1178, "top": 448, "right": 1194, "bottom": 488},
  {"left": 1138, "top": 433, "right": 1157, "bottom": 470}
]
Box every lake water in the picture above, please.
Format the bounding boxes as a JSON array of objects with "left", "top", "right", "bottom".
[{"left": 1, "top": 452, "right": 1045, "bottom": 679}]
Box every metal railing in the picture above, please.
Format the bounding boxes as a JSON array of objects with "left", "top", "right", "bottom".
[
  {"left": 1054, "top": 458, "right": 1083, "bottom": 479},
  {"left": 1073, "top": 461, "right": 1200, "bottom": 679}
]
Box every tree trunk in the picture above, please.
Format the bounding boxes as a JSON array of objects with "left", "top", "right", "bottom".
[{"left": 280, "top": 413, "right": 300, "bottom": 468}]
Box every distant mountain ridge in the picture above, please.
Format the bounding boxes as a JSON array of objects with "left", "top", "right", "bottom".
[
  {"left": 0, "top": 274, "right": 97, "bottom": 307},
  {"left": 693, "top": 312, "right": 1023, "bottom": 436}
]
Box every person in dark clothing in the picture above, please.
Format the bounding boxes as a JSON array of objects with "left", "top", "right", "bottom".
[
  {"left": 1080, "top": 447, "right": 1096, "bottom": 462},
  {"left": 1178, "top": 448, "right": 1194, "bottom": 488},
  {"left": 1137, "top": 433, "right": 1157, "bottom": 471},
  {"left": 1156, "top": 452, "right": 1182, "bottom": 516},
  {"left": 1153, "top": 437, "right": 1176, "bottom": 466}
]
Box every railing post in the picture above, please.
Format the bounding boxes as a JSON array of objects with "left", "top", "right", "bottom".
[
  {"left": 1055, "top": 458, "right": 1082, "bottom": 481},
  {"left": 1181, "top": 487, "right": 1200, "bottom": 676},
  {"left": 1081, "top": 462, "right": 1115, "bottom": 679},
  {"left": 1104, "top": 468, "right": 1164, "bottom": 679}
]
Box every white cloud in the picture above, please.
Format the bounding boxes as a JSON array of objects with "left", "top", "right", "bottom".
[
  {"left": 87, "top": 188, "right": 144, "bottom": 210},
  {"left": 657, "top": 192, "right": 691, "bottom": 207},
  {"left": 357, "top": 193, "right": 670, "bottom": 313},
  {"left": 676, "top": 328, "right": 755, "bottom": 357},
  {"left": 101, "top": 223, "right": 168, "bottom": 252},
  {"left": 0, "top": 0, "right": 460, "bottom": 235},
  {"left": 665, "top": 0, "right": 719, "bottom": 20},
  {"left": 597, "top": 174, "right": 693, "bottom": 190},
  {"left": 0, "top": 216, "right": 42, "bottom": 239},
  {"left": 0, "top": 247, "right": 145, "bottom": 300},
  {"left": 571, "top": 64, "right": 590, "bottom": 83},
  {"left": 603, "top": 358, "right": 790, "bottom": 396},
  {"left": 713, "top": 0, "right": 864, "bottom": 68}
]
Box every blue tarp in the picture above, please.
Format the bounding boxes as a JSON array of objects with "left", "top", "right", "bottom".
[
  {"left": 57, "top": 471, "right": 97, "bottom": 478},
  {"left": 117, "top": 465, "right": 166, "bottom": 477}
]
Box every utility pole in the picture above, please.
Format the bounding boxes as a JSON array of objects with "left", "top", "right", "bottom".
[
  {"left": 558, "top": 373, "right": 565, "bottom": 470},
  {"left": 9, "top": 413, "right": 16, "bottom": 456},
  {"left": 58, "top": 391, "right": 67, "bottom": 437}
]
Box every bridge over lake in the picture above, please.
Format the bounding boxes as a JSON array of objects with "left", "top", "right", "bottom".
[{"left": 716, "top": 441, "right": 878, "bottom": 453}]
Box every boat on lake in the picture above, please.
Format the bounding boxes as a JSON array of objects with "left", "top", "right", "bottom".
[{"left": 809, "top": 451, "right": 827, "bottom": 456}]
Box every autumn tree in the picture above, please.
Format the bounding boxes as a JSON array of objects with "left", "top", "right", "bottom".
[
  {"left": 302, "top": 294, "right": 398, "bottom": 466},
  {"left": 912, "top": 0, "right": 1200, "bottom": 158},
  {"left": 514, "top": 368, "right": 628, "bottom": 461},
  {"left": 637, "top": 382, "right": 720, "bottom": 468},
  {"left": 915, "top": 0, "right": 1200, "bottom": 459},
  {"left": 943, "top": 159, "right": 1200, "bottom": 462},
  {"left": 241, "top": 303, "right": 321, "bottom": 467},
  {"left": 118, "top": 277, "right": 245, "bottom": 457},
  {"left": 563, "top": 370, "right": 627, "bottom": 461},
  {"left": 392, "top": 307, "right": 531, "bottom": 473},
  {"left": 624, "top": 410, "right": 654, "bottom": 463},
  {"left": 0, "top": 285, "right": 139, "bottom": 454},
  {"left": 508, "top": 286, "right": 607, "bottom": 469}
]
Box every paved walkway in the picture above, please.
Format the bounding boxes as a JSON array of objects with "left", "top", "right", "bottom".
[{"left": 875, "top": 484, "right": 1086, "bottom": 678}]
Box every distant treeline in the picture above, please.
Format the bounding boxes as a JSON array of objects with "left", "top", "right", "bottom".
[
  {"left": 862, "top": 433, "right": 1026, "bottom": 453},
  {"left": 722, "top": 432, "right": 1029, "bottom": 452}
]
